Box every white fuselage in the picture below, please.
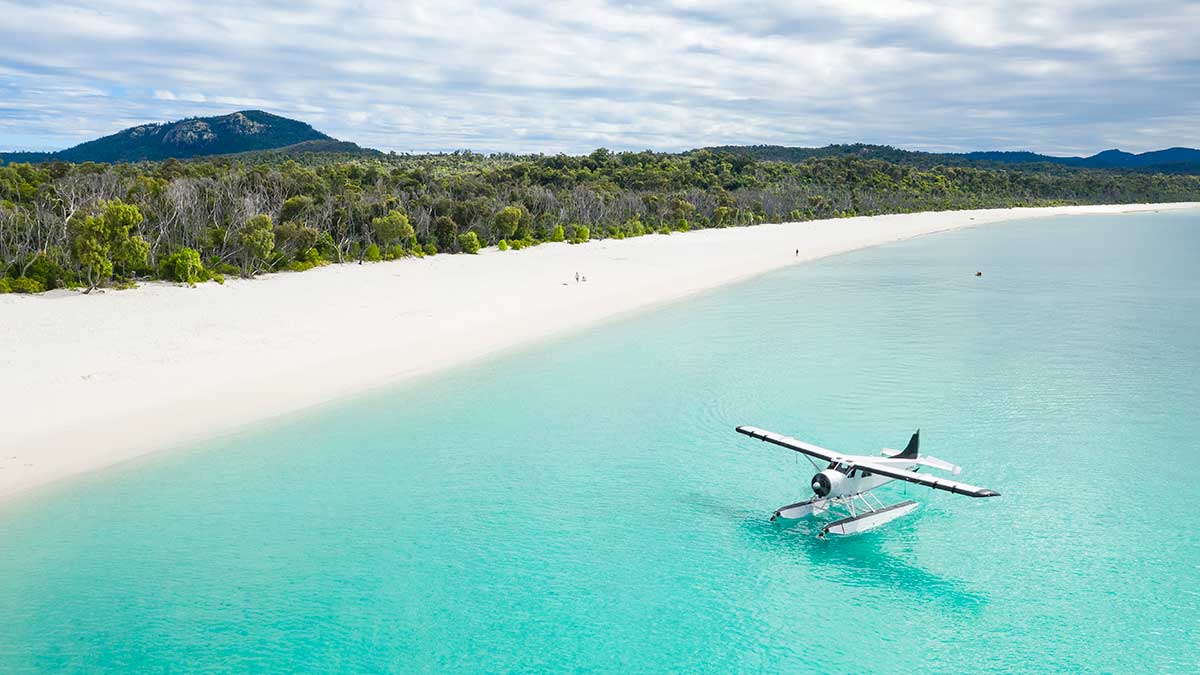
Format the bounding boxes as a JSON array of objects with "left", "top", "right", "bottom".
[{"left": 811, "top": 458, "right": 917, "bottom": 498}]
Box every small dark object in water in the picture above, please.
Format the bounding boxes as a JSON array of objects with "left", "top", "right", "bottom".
[{"left": 975, "top": 271, "right": 983, "bottom": 277}]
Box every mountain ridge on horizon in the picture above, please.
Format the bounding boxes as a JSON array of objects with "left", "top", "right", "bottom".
[
  {"left": 2, "top": 110, "right": 1198, "bottom": 173},
  {"left": 702, "top": 143, "right": 1200, "bottom": 174},
  {"left": 0, "top": 110, "right": 347, "bottom": 164}
]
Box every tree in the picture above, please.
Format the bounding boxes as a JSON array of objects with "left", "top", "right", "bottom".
[
  {"left": 4, "top": 144, "right": 1200, "bottom": 295},
  {"left": 113, "top": 230, "right": 150, "bottom": 276},
  {"left": 68, "top": 199, "right": 149, "bottom": 292},
  {"left": 372, "top": 209, "right": 414, "bottom": 248},
  {"left": 275, "top": 220, "right": 319, "bottom": 261},
  {"left": 493, "top": 205, "right": 524, "bottom": 242},
  {"left": 434, "top": 215, "right": 458, "bottom": 252},
  {"left": 671, "top": 197, "right": 695, "bottom": 230},
  {"left": 279, "top": 195, "right": 313, "bottom": 224},
  {"left": 238, "top": 214, "right": 275, "bottom": 277},
  {"left": 513, "top": 208, "right": 534, "bottom": 241}
]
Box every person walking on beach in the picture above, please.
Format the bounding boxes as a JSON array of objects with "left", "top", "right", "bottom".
[
  {"left": 795, "top": 249, "right": 799, "bottom": 257},
  {"left": 575, "top": 272, "right": 580, "bottom": 283}
]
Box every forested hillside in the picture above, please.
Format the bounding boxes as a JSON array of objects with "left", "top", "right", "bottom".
[
  {"left": 0, "top": 111, "right": 332, "bottom": 164},
  {"left": 2, "top": 148, "right": 1198, "bottom": 293}
]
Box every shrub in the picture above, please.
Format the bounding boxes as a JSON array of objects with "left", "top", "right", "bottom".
[
  {"left": 315, "top": 231, "right": 338, "bottom": 260},
  {"left": 571, "top": 225, "right": 590, "bottom": 244},
  {"left": 286, "top": 249, "right": 323, "bottom": 272},
  {"left": 423, "top": 242, "right": 437, "bottom": 256},
  {"left": 0, "top": 278, "right": 10, "bottom": 293},
  {"left": 550, "top": 224, "right": 565, "bottom": 242},
  {"left": 24, "top": 253, "right": 66, "bottom": 290},
  {"left": 365, "top": 243, "right": 382, "bottom": 262},
  {"left": 209, "top": 261, "right": 240, "bottom": 276},
  {"left": 387, "top": 243, "right": 406, "bottom": 259},
  {"left": 625, "top": 216, "right": 646, "bottom": 236},
  {"left": 498, "top": 239, "right": 509, "bottom": 251},
  {"left": 9, "top": 277, "right": 44, "bottom": 294},
  {"left": 158, "top": 248, "right": 206, "bottom": 284},
  {"left": 457, "top": 231, "right": 481, "bottom": 254}
]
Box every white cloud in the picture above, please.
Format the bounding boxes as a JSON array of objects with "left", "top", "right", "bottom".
[{"left": 0, "top": 0, "right": 1197, "bottom": 154}]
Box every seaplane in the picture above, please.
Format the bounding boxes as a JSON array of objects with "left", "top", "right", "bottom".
[{"left": 736, "top": 425, "right": 999, "bottom": 537}]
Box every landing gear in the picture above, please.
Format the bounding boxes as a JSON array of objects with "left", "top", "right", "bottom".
[{"left": 773, "top": 493, "right": 919, "bottom": 537}]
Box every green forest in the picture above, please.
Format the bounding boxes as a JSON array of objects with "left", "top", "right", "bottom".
[{"left": 2, "top": 148, "right": 1199, "bottom": 293}]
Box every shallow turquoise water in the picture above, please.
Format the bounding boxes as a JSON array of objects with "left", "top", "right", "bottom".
[{"left": 2, "top": 210, "right": 1198, "bottom": 673}]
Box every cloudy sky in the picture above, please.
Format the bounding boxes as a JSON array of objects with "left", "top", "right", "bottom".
[{"left": 1, "top": 0, "right": 1197, "bottom": 155}]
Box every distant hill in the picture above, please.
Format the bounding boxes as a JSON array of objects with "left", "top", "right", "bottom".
[
  {"left": 0, "top": 111, "right": 349, "bottom": 164},
  {"left": 213, "top": 139, "right": 382, "bottom": 163},
  {"left": 962, "top": 146, "right": 1200, "bottom": 170},
  {"left": 703, "top": 143, "right": 1200, "bottom": 174}
]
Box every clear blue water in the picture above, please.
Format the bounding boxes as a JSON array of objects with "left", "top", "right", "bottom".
[{"left": 2, "top": 210, "right": 1198, "bottom": 673}]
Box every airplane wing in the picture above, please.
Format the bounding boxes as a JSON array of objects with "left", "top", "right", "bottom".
[
  {"left": 736, "top": 425, "right": 842, "bottom": 462},
  {"left": 849, "top": 459, "right": 1000, "bottom": 498}
]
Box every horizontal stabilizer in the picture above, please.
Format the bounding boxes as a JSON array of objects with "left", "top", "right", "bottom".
[
  {"left": 916, "top": 455, "right": 962, "bottom": 475},
  {"left": 880, "top": 450, "right": 962, "bottom": 475}
]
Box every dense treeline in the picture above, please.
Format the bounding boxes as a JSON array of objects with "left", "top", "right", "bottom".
[{"left": 2, "top": 149, "right": 1199, "bottom": 293}]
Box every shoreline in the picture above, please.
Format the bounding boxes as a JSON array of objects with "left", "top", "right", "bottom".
[{"left": 2, "top": 202, "right": 1197, "bottom": 504}]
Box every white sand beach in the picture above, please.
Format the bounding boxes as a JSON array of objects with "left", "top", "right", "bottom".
[{"left": 1, "top": 203, "right": 1195, "bottom": 502}]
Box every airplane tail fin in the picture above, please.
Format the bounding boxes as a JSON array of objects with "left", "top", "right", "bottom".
[{"left": 895, "top": 430, "right": 919, "bottom": 459}]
